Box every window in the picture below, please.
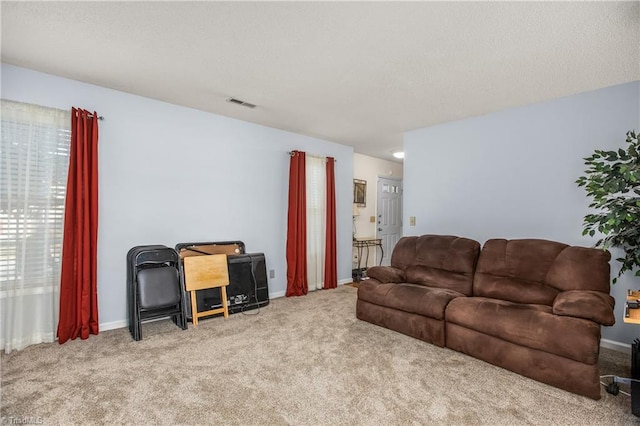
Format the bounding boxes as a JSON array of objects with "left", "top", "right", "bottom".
[
  {"left": 0, "top": 99, "right": 70, "bottom": 352},
  {"left": 306, "top": 155, "right": 326, "bottom": 291}
]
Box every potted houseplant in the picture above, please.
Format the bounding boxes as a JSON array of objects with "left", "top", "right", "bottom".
[{"left": 576, "top": 130, "right": 640, "bottom": 283}]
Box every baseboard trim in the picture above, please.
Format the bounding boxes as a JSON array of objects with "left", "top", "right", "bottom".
[
  {"left": 100, "top": 319, "right": 127, "bottom": 332},
  {"left": 100, "top": 316, "right": 183, "bottom": 332},
  {"left": 601, "top": 338, "right": 631, "bottom": 354},
  {"left": 269, "top": 278, "right": 353, "bottom": 300},
  {"left": 269, "top": 290, "right": 286, "bottom": 299}
]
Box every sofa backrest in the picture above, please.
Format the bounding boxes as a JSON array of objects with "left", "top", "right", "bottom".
[
  {"left": 473, "top": 239, "right": 611, "bottom": 305},
  {"left": 392, "top": 235, "right": 481, "bottom": 296}
]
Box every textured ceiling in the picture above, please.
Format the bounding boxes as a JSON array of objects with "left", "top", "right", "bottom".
[{"left": 2, "top": 2, "right": 639, "bottom": 161}]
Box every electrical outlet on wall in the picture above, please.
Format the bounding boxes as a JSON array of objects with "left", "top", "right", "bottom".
[
  {"left": 370, "top": 216, "right": 375, "bottom": 223},
  {"left": 269, "top": 269, "right": 275, "bottom": 279},
  {"left": 409, "top": 216, "right": 416, "bottom": 226}
]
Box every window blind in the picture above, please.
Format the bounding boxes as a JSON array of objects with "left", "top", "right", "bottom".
[
  {"left": 306, "top": 155, "right": 326, "bottom": 291},
  {"left": 0, "top": 100, "right": 71, "bottom": 294}
]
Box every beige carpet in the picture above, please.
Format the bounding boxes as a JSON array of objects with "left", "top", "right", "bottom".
[{"left": 1, "top": 285, "right": 636, "bottom": 425}]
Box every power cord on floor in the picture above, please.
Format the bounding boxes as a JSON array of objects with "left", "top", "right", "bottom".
[{"left": 600, "top": 374, "right": 640, "bottom": 397}]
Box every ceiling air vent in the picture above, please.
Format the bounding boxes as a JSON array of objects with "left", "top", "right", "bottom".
[{"left": 226, "top": 97, "right": 256, "bottom": 109}]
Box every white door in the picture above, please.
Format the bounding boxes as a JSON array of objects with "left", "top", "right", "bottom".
[{"left": 377, "top": 178, "right": 402, "bottom": 266}]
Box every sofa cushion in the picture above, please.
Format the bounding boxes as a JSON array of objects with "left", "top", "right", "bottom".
[
  {"left": 473, "top": 239, "right": 611, "bottom": 306},
  {"left": 358, "top": 281, "right": 464, "bottom": 320},
  {"left": 553, "top": 290, "right": 615, "bottom": 326},
  {"left": 546, "top": 247, "right": 611, "bottom": 293},
  {"left": 366, "top": 266, "right": 405, "bottom": 283},
  {"left": 405, "top": 266, "right": 475, "bottom": 296},
  {"left": 389, "top": 237, "right": 419, "bottom": 271},
  {"left": 445, "top": 297, "right": 601, "bottom": 365},
  {"left": 473, "top": 275, "right": 560, "bottom": 306},
  {"left": 389, "top": 235, "right": 480, "bottom": 296}
]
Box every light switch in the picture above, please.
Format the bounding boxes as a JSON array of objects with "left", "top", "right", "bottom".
[{"left": 409, "top": 216, "right": 416, "bottom": 226}]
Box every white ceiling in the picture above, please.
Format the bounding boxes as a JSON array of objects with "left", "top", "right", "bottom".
[{"left": 2, "top": 1, "right": 639, "bottom": 162}]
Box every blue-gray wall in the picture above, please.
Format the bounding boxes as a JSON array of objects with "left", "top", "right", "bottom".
[
  {"left": 2, "top": 63, "right": 355, "bottom": 329},
  {"left": 404, "top": 81, "right": 640, "bottom": 347}
]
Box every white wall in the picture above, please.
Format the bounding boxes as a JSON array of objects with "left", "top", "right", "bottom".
[
  {"left": 1, "top": 63, "right": 354, "bottom": 329},
  {"left": 404, "top": 81, "right": 640, "bottom": 347},
  {"left": 353, "top": 153, "right": 403, "bottom": 267}
]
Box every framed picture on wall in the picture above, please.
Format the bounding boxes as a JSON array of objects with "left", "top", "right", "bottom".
[{"left": 354, "top": 179, "right": 366, "bottom": 207}]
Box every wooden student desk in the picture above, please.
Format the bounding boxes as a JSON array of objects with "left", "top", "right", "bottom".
[
  {"left": 625, "top": 291, "right": 640, "bottom": 324},
  {"left": 624, "top": 291, "right": 640, "bottom": 417}
]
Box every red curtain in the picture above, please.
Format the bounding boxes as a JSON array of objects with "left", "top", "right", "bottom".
[
  {"left": 57, "top": 108, "right": 100, "bottom": 344},
  {"left": 286, "top": 151, "right": 308, "bottom": 296},
  {"left": 324, "top": 157, "right": 337, "bottom": 289}
]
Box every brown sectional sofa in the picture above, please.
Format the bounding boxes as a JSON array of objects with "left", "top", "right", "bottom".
[{"left": 356, "top": 235, "right": 615, "bottom": 400}]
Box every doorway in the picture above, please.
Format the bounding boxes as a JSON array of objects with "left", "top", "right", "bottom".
[{"left": 376, "top": 177, "right": 402, "bottom": 266}]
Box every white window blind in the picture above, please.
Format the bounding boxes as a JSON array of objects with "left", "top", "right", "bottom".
[
  {"left": 306, "top": 155, "right": 326, "bottom": 291},
  {"left": 0, "top": 99, "right": 71, "bottom": 353}
]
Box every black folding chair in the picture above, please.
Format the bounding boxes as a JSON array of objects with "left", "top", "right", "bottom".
[{"left": 126, "top": 245, "right": 187, "bottom": 341}]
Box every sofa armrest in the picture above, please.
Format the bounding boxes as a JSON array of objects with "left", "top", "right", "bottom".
[
  {"left": 366, "top": 266, "right": 405, "bottom": 283},
  {"left": 552, "top": 290, "right": 615, "bottom": 326}
]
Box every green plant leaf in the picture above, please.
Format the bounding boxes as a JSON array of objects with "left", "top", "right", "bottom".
[{"left": 577, "top": 130, "right": 640, "bottom": 283}]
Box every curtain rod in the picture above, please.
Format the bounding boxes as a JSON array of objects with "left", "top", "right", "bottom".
[
  {"left": 74, "top": 111, "right": 104, "bottom": 120},
  {"left": 288, "top": 151, "right": 337, "bottom": 162}
]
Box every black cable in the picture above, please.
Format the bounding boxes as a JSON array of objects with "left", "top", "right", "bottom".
[
  {"left": 600, "top": 375, "right": 640, "bottom": 397},
  {"left": 240, "top": 254, "right": 261, "bottom": 316},
  {"left": 600, "top": 374, "right": 640, "bottom": 385}
]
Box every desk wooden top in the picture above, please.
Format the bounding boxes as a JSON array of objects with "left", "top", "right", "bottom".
[
  {"left": 624, "top": 291, "right": 640, "bottom": 324},
  {"left": 183, "top": 254, "right": 229, "bottom": 292}
]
